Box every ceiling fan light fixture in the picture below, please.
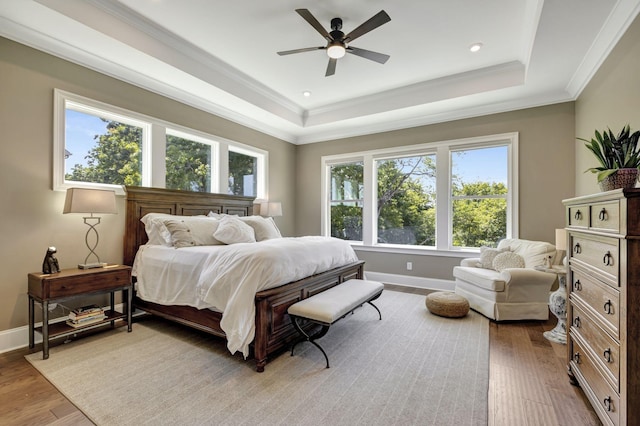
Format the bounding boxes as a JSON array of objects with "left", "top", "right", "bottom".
[{"left": 327, "top": 42, "right": 346, "bottom": 59}]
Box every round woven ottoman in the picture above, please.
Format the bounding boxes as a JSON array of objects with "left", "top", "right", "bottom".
[{"left": 425, "top": 291, "right": 470, "bottom": 318}]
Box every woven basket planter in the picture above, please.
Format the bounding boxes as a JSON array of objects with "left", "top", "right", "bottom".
[{"left": 599, "top": 168, "right": 639, "bottom": 191}]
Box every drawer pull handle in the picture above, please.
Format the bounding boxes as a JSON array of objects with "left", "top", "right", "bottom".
[
  {"left": 573, "top": 243, "right": 581, "bottom": 254},
  {"left": 573, "top": 352, "right": 581, "bottom": 364},
  {"left": 574, "top": 210, "right": 582, "bottom": 220},
  {"left": 603, "top": 348, "right": 612, "bottom": 363},
  {"left": 573, "top": 317, "right": 581, "bottom": 328},
  {"left": 604, "top": 396, "right": 613, "bottom": 412},
  {"left": 599, "top": 208, "right": 608, "bottom": 221},
  {"left": 573, "top": 280, "right": 582, "bottom": 291},
  {"left": 603, "top": 251, "right": 614, "bottom": 266},
  {"left": 604, "top": 300, "right": 613, "bottom": 315}
]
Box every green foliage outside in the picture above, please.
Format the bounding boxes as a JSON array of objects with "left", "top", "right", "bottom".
[
  {"left": 65, "top": 120, "right": 142, "bottom": 186},
  {"left": 228, "top": 151, "right": 257, "bottom": 196},
  {"left": 331, "top": 158, "right": 507, "bottom": 248},
  {"left": 165, "top": 135, "right": 211, "bottom": 192}
]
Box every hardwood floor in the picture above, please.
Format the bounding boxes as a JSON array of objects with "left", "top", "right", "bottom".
[{"left": 0, "top": 302, "right": 599, "bottom": 425}]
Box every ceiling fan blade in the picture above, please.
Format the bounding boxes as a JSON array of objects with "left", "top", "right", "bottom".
[
  {"left": 296, "top": 9, "right": 332, "bottom": 42},
  {"left": 347, "top": 46, "right": 390, "bottom": 64},
  {"left": 277, "top": 46, "right": 325, "bottom": 56},
  {"left": 325, "top": 58, "right": 337, "bottom": 77},
  {"left": 344, "top": 10, "right": 391, "bottom": 43}
]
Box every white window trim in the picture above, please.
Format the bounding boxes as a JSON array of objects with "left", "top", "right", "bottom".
[
  {"left": 53, "top": 89, "right": 267, "bottom": 198},
  {"left": 320, "top": 132, "right": 519, "bottom": 254}
]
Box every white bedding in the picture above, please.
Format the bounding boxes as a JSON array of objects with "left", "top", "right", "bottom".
[{"left": 132, "top": 236, "right": 359, "bottom": 357}]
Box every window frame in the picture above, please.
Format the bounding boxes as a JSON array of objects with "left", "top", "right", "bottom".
[
  {"left": 320, "top": 133, "right": 518, "bottom": 255},
  {"left": 53, "top": 89, "right": 267, "bottom": 198}
]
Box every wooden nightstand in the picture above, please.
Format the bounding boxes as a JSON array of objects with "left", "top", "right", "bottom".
[{"left": 28, "top": 265, "right": 133, "bottom": 359}]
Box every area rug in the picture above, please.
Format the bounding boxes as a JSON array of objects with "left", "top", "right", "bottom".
[{"left": 26, "top": 290, "right": 489, "bottom": 425}]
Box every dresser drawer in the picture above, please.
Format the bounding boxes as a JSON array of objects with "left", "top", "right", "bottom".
[
  {"left": 46, "top": 269, "right": 131, "bottom": 298},
  {"left": 570, "top": 233, "right": 619, "bottom": 282},
  {"left": 570, "top": 336, "right": 620, "bottom": 426},
  {"left": 571, "top": 269, "right": 620, "bottom": 337},
  {"left": 570, "top": 303, "right": 620, "bottom": 389},
  {"left": 568, "top": 204, "right": 590, "bottom": 228},
  {"left": 590, "top": 201, "right": 620, "bottom": 233}
]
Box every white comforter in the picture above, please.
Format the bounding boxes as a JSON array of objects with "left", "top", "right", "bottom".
[{"left": 133, "top": 236, "right": 359, "bottom": 357}]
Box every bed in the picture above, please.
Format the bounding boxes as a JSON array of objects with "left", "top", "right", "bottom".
[{"left": 123, "top": 186, "right": 365, "bottom": 372}]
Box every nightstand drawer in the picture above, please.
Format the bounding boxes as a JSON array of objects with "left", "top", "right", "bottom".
[{"left": 47, "top": 270, "right": 129, "bottom": 298}]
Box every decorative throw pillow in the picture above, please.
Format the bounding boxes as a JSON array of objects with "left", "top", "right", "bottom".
[
  {"left": 478, "top": 246, "right": 509, "bottom": 269},
  {"left": 163, "top": 217, "right": 223, "bottom": 248},
  {"left": 492, "top": 252, "right": 526, "bottom": 272},
  {"left": 213, "top": 216, "right": 256, "bottom": 244},
  {"left": 239, "top": 216, "right": 282, "bottom": 241},
  {"left": 141, "top": 213, "right": 176, "bottom": 246}
]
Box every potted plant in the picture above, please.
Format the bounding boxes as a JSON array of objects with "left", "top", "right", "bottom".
[{"left": 580, "top": 124, "right": 640, "bottom": 191}]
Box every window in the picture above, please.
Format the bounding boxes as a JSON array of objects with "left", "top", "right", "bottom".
[
  {"left": 165, "top": 131, "right": 213, "bottom": 192},
  {"left": 63, "top": 106, "right": 147, "bottom": 188},
  {"left": 54, "top": 90, "right": 267, "bottom": 197},
  {"left": 329, "top": 162, "right": 363, "bottom": 241},
  {"left": 321, "top": 133, "right": 518, "bottom": 252},
  {"left": 376, "top": 154, "right": 436, "bottom": 246},
  {"left": 228, "top": 150, "right": 257, "bottom": 197},
  {"left": 451, "top": 146, "right": 508, "bottom": 248}
]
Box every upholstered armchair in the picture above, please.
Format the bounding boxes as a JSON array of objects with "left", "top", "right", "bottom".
[{"left": 453, "top": 238, "right": 559, "bottom": 321}]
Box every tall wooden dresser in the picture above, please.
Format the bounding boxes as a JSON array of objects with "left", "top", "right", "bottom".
[{"left": 563, "top": 189, "right": 640, "bottom": 426}]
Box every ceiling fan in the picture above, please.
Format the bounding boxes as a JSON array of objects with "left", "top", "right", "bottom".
[{"left": 277, "top": 9, "right": 391, "bottom": 77}]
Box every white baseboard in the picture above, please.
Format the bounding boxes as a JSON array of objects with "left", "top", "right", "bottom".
[
  {"left": 364, "top": 271, "right": 455, "bottom": 292},
  {"left": 0, "top": 303, "right": 125, "bottom": 355}
]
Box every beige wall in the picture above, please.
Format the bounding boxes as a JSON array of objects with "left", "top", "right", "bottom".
[
  {"left": 575, "top": 14, "right": 640, "bottom": 196},
  {"left": 295, "top": 103, "right": 576, "bottom": 280},
  {"left": 0, "top": 37, "right": 295, "bottom": 331}
]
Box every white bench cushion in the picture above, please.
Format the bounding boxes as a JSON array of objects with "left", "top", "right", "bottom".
[{"left": 288, "top": 279, "right": 384, "bottom": 324}]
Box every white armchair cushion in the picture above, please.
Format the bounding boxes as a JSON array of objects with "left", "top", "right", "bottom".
[
  {"left": 497, "top": 238, "right": 556, "bottom": 268},
  {"left": 453, "top": 266, "right": 506, "bottom": 292}
]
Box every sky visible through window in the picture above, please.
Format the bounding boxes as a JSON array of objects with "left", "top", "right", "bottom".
[{"left": 65, "top": 109, "right": 108, "bottom": 174}]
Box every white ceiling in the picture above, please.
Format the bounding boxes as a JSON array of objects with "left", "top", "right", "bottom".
[{"left": 1, "top": 0, "right": 639, "bottom": 144}]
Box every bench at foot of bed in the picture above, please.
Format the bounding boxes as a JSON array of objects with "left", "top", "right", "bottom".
[{"left": 287, "top": 279, "right": 383, "bottom": 368}]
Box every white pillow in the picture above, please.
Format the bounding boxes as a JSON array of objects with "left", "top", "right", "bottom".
[
  {"left": 478, "top": 246, "right": 509, "bottom": 270},
  {"left": 213, "top": 216, "right": 256, "bottom": 244},
  {"left": 141, "top": 213, "right": 175, "bottom": 246},
  {"left": 239, "top": 216, "right": 282, "bottom": 241},
  {"left": 163, "top": 217, "right": 224, "bottom": 248},
  {"left": 492, "top": 252, "right": 526, "bottom": 272}
]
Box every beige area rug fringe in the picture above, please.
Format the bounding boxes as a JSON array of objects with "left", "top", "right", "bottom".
[{"left": 26, "top": 290, "right": 489, "bottom": 425}]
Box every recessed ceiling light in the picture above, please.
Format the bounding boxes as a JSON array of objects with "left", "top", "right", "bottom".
[
  {"left": 469, "top": 43, "right": 483, "bottom": 53},
  {"left": 303, "top": 91, "right": 312, "bottom": 97}
]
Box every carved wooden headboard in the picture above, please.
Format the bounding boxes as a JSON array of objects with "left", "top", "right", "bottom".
[{"left": 123, "top": 186, "right": 255, "bottom": 266}]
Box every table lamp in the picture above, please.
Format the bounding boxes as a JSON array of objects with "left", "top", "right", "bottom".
[
  {"left": 260, "top": 201, "right": 283, "bottom": 217},
  {"left": 555, "top": 228, "right": 568, "bottom": 266},
  {"left": 63, "top": 188, "right": 117, "bottom": 269}
]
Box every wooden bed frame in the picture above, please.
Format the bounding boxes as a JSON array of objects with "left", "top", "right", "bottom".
[{"left": 123, "top": 186, "right": 364, "bottom": 372}]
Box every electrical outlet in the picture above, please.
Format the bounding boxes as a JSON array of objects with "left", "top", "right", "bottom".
[{"left": 406, "top": 261, "right": 413, "bottom": 271}]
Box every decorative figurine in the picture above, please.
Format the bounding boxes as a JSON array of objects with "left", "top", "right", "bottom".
[{"left": 42, "top": 246, "right": 60, "bottom": 274}]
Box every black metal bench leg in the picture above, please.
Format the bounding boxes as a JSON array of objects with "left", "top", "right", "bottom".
[
  {"left": 290, "top": 316, "right": 332, "bottom": 368},
  {"left": 368, "top": 301, "right": 382, "bottom": 320}
]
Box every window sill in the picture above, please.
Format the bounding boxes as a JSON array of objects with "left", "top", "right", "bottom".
[{"left": 350, "top": 243, "right": 478, "bottom": 258}]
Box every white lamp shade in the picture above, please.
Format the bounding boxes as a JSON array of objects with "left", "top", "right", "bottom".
[
  {"left": 63, "top": 188, "right": 117, "bottom": 214},
  {"left": 260, "top": 202, "right": 282, "bottom": 217},
  {"left": 555, "top": 228, "right": 568, "bottom": 251}
]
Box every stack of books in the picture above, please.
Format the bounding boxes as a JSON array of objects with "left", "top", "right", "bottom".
[{"left": 66, "top": 304, "right": 106, "bottom": 328}]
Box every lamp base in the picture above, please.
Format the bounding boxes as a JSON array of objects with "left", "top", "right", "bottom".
[{"left": 78, "top": 262, "right": 107, "bottom": 269}]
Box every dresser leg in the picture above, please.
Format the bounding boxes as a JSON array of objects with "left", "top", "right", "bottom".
[
  {"left": 28, "top": 297, "right": 34, "bottom": 349},
  {"left": 42, "top": 300, "right": 49, "bottom": 360}
]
